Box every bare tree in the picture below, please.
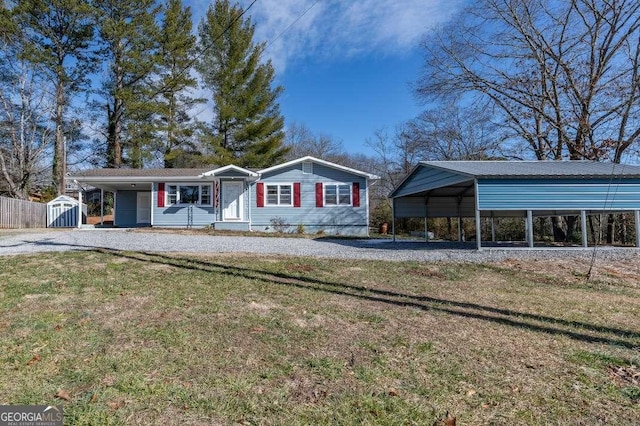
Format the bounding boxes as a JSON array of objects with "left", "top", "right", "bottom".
[
  {"left": 418, "top": 0, "right": 640, "bottom": 162},
  {"left": 405, "top": 101, "right": 503, "bottom": 160},
  {"left": 0, "top": 55, "right": 54, "bottom": 199},
  {"left": 284, "top": 122, "right": 346, "bottom": 161}
]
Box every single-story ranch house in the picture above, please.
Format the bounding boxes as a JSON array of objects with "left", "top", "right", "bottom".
[{"left": 69, "top": 156, "right": 379, "bottom": 236}]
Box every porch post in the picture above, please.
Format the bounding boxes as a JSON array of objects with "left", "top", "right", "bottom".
[
  {"left": 77, "top": 186, "right": 82, "bottom": 228},
  {"left": 100, "top": 188, "right": 104, "bottom": 226},
  {"left": 580, "top": 210, "right": 588, "bottom": 248},
  {"left": 248, "top": 180, "right": 252, "bottom": 231},
  {"left": 526, "top": 210, "right": 534, "bottom": 248},
  {"left": 635, "top": 210, "right": 640, "bottom": 248}
]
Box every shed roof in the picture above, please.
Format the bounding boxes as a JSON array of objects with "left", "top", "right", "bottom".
[{"left": 420, "top": 160, "right": 640, "bottom": 178}]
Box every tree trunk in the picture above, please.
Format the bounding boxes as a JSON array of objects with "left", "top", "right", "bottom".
[
  {"left": 606, "top": 214, "right": 615, "bottom": 244},
  {"left": 551, "top": 216, "right": 565, "bottom": 242},
  {"left": 52, "top": 77, "right": 65, "bottom": 195}
]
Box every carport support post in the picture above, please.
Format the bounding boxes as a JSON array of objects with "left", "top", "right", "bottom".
[
  {"left": 635, "top": 210, "right": 640, "bottom": 248},
  {"left": 526, "top": 210, "right": 534, "bottom": 248},
  {"left": 77, "top": 188, "right": 83, "bottom": 228},
  {"left": 580, "top": 210, "right": 588, "bottom": 248},
  {"left": 491, "top": 216, "right": 496, "bottom": 242}
]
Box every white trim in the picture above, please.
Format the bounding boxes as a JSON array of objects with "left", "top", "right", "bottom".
[
  {"left": 323, "top": 182, "right": 352, "bottom": 207},
  {"left": 150, "top": 184, "right": 154, "bottom": 226},
  {"left": 200, "top": 164, "right": 259, "bottom": 177},
  {"left": 365, "top": 180, "right": 370, "bottom": 237},
  {"left": 165, "top": 183, "right": 213, "bottom": 206},
  {"left": 258, "top": 156, "right": 379, "bottom": 179},
  {"left": 264, "top": 182, "right": 294, "bottom": 207}
]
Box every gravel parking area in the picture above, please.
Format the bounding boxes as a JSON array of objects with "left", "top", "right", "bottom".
[{"left": 0, "top": 228, "right": 638, "bottom": 263}]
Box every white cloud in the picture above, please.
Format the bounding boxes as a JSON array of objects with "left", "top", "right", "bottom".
[{"left": 190, "top": 0, "right": 463, "bottom": 72}]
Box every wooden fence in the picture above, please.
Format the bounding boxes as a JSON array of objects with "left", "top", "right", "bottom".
[{"left": 0, "top": 196, "right": 47, "bottom": 229}]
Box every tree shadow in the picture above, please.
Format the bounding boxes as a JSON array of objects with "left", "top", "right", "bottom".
[{"left": 86, "top": 247, "right": 640, "bottom": 350}]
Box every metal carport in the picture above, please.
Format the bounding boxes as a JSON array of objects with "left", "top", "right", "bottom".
[{"left": 389, "top": 161, "right": 640, "bottom": 249}]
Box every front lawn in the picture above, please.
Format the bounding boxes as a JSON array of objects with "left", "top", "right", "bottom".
[{"left": 1, "top": 250, "right": 638, "bottom": 424}]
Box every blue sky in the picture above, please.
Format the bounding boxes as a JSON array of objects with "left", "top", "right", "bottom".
[{"left": 188, "top": 0, "right": 464, "bottom": 154}]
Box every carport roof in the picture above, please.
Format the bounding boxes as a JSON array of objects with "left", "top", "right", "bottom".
[{"left": 420, "top": 160, "right": 640, "bottom": 178}]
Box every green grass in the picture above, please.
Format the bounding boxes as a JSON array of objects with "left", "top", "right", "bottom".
[{"left": 0, "top": 250, "right": 639, "bottom": 424}]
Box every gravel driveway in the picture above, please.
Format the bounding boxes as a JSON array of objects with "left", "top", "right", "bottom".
[{"left": 1, "top": 228, "right": 638, "bottom": 263}]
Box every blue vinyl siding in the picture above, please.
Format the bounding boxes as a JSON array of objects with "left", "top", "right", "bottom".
[
  {"left": 478, "top": 178, "right": 640, "bottom": 210},
  {"left": 115, "top": 191, "right": 139, "bottom": 226},
  {"left": 151, "top": 182, "right": 216, "bottom": 227},
  {"left": 252, "top": 163, "right": 369, "bottom": 235},
  {"left": 393, "top": 166, "right": 471, "bottom": 197}
]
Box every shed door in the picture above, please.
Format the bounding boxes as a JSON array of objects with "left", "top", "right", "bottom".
[
  {"left": 136, "top": 192, "right": 151, "bottom": 224},
  {"left": 222, "top": 181, "right": 243, "bottom": 220}
]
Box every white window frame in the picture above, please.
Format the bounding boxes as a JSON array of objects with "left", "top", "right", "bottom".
[
  {"left": 324, "top": 183, "right": 352, "bottom": 206},
  {"left": 165, "top": 183, "right": 213, "bottom": 206},
  {"left": 265, "top": 183, "right": 293, "bottom": 206}
]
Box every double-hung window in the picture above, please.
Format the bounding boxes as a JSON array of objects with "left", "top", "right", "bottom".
[
  {"left": 266, "top": 184, "right": 292, "bottom": 206},
  {"left": 166, "top": 184, "right": 211, "bottom": 205},
  {"left": 324, "top": 183, "right": 351, "bottom": 206}
]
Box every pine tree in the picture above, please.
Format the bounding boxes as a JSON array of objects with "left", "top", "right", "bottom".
[
  {"left": 155, "top": 0, "right": 202, "bottom": 168},
  {"left": 196, "top": 0, "right": 288, "bottom": 168},
  {"left": 15, "top": 0, "right": 94, "bottom": 194},
  {"left": 94, "top": 0, "right": 161, "bottom": 168}
]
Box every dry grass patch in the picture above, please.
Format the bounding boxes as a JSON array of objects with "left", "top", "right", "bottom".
[{"left": 0, "top": 250, "right": 638, "bottom": 424}]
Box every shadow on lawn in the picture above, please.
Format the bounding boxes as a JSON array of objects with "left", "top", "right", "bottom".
[{"left": 85, "top": 247, "right": 640, "bottom": 350}]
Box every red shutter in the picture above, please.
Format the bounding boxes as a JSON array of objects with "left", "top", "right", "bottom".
[
  {"left": 256, "top": 182, "right": 264, "bottom": 207},
  {"left": 293, "top": 182, "right": 301, "bottom": 207},
  {"left": 352, "top": 182, "right": 360, "bottom": 207},
  {"left": 158, "top": 183, "right": 165, "bottom": 207},
  {"left": 315, "top": 182, "right": 323, "bottom": 207}
]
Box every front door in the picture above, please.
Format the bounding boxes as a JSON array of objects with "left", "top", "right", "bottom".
[
  {"left": 136, "top": 192, "right": 151, "bottom": 224},
  {"left": 222, "top": 181, "right": 243, "bottom": 220}
]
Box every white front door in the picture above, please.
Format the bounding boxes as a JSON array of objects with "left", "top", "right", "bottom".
[
  {"left": 222, "top": 181, "right": 243, "bottom": 220},
  {"left": 137, "top": 192, "right": 151, "bottom": 224}
]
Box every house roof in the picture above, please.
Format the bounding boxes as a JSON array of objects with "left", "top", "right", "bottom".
[
  {"left": 70, "top": 168, "right": 214, "bottom": 178},
  {"left": 258, "top": 156, "right": 380, "bottom": 179},
  {"left": 420, "top": 160, "right": 640, "bottom": 178}
]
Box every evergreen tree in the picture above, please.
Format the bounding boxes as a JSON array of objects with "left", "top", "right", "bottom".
[
  {"left": 14, "top": 0, "right": 94, "bottom": 194},
  {"left": 94, "top": 0, "right": 161, "bottom": 168},
  {"left": 155, "top": 0, "right": 202, "bottom": 168},
  {"left": 196, "top": 0, "right": 287, "bottom": 168}
]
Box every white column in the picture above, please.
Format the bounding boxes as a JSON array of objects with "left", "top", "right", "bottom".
[
  {"left": 527, "top": 210, "right": 534, "bottom": 248},
  {"left": 581, "top": 210, "right": 588, "bottom": 248},
  {"left": 100, "top": 188, "right": 104, "bottom": 226},
  {"left": 77, "top": 188, "right": 82, "bottom": 228},
  {"left": 635, "top": 210, "right": 640, "bottom": 248}
]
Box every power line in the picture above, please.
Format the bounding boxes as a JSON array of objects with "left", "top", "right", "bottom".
[{"left": 264, "top": 0, "right": 321, "bottom": 51}]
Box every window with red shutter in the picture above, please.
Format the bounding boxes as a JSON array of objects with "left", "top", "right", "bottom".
[
  {"left": 293, "top": 182, "right": 301, "bottom": 207},
  {"left": 352, "top": 182, "right": 360, "bottom": 207},
  {"left": 315, "top": 182, "right": 323, "bottom": 207},
  {"left": 256, "top": 182, "right": 264, "bottom": 207},
  {"left": 158, "top": 183, "right": 165, "bottom": 207}
]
